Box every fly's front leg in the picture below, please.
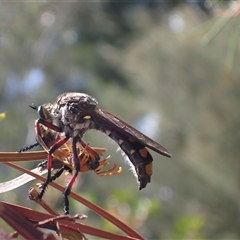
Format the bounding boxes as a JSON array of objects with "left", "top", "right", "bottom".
[
  {"left": 35, "top": 118, "right": 69, "bottom": 199},
  {"left": 36, "top": 118, "right": 62, "bottom": 135},
  {"left": 38, "top": 136, "right": 69, "bottom": 199}
]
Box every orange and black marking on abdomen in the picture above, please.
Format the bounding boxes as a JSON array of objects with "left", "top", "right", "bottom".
[{"left": 99, "top": 126, "right": 153, "bottom": 190}]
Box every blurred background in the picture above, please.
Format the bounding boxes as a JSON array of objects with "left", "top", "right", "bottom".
[{"left": 0, "top": 1, "right": 240, "bottom": 239}]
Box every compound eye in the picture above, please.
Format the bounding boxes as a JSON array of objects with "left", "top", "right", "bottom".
[
  {"left": 38, "top": 106, "right": 48, "bottom": 120},
  {"left": 88, "top": 160, "right": 99, "bottom": 170}
]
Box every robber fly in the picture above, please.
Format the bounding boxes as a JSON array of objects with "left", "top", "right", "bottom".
[{"left": 32, "top": 92, "right": 171, "bottom": 214}]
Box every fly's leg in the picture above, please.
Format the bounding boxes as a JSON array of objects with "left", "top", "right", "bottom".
[
  {"left": 34, "top": 118, "right": 70, "bottom": 199},
  {"left": 38, "top": 136, "right": 69, "bottom": 199},
  {"left": 17, "top": 142, "right": 39, "bottom": 152},
  {"left": 63, "top": 137, "right": 79, "bottom": 215},
  {"left": 48, "top": 165, "right": 71, "bottom": 183}
]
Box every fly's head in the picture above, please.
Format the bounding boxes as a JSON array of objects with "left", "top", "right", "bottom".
[{"left": 37, "top": 103, "right": 63, "bottom": 129}]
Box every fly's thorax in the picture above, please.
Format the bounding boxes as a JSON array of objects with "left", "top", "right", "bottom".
[
  {"left": 57, "top": 92, "right": 98, "bottom": 111},
  {"left": 56, "top": 97, "right": 98, "bottom": 138}
]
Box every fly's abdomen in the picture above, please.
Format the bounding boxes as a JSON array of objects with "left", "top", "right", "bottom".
[{"left": 99, "top": 126, "right": 153, "bottom": 190}]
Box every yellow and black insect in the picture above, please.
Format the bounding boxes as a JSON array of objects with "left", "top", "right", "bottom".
[
  {"left": 19, "top": 123, "right": 121, "bottom": 214},
  {"left": 35, "top": 124, "right": 121, "bottom": 177},
  {"left": 29, "top": 92, "right": 171, "bottom": 214}
]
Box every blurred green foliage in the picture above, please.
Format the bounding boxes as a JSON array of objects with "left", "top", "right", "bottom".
[
  {"left": 0, "top": 113, "right": 6, "bottom": 121},
  {"left": 173, "top": 214, "right": 205, "bottom": 239},
  {"left": 0, "top": 1, "right": 239, "bottom": 239}
]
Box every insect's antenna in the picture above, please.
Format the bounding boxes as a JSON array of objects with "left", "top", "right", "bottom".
[
  {"left": 29, "top": 103, "right": 38, "bottom": 111},
  {"left": 17, "top": 103, "right": 39, "bottom": 152}
]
